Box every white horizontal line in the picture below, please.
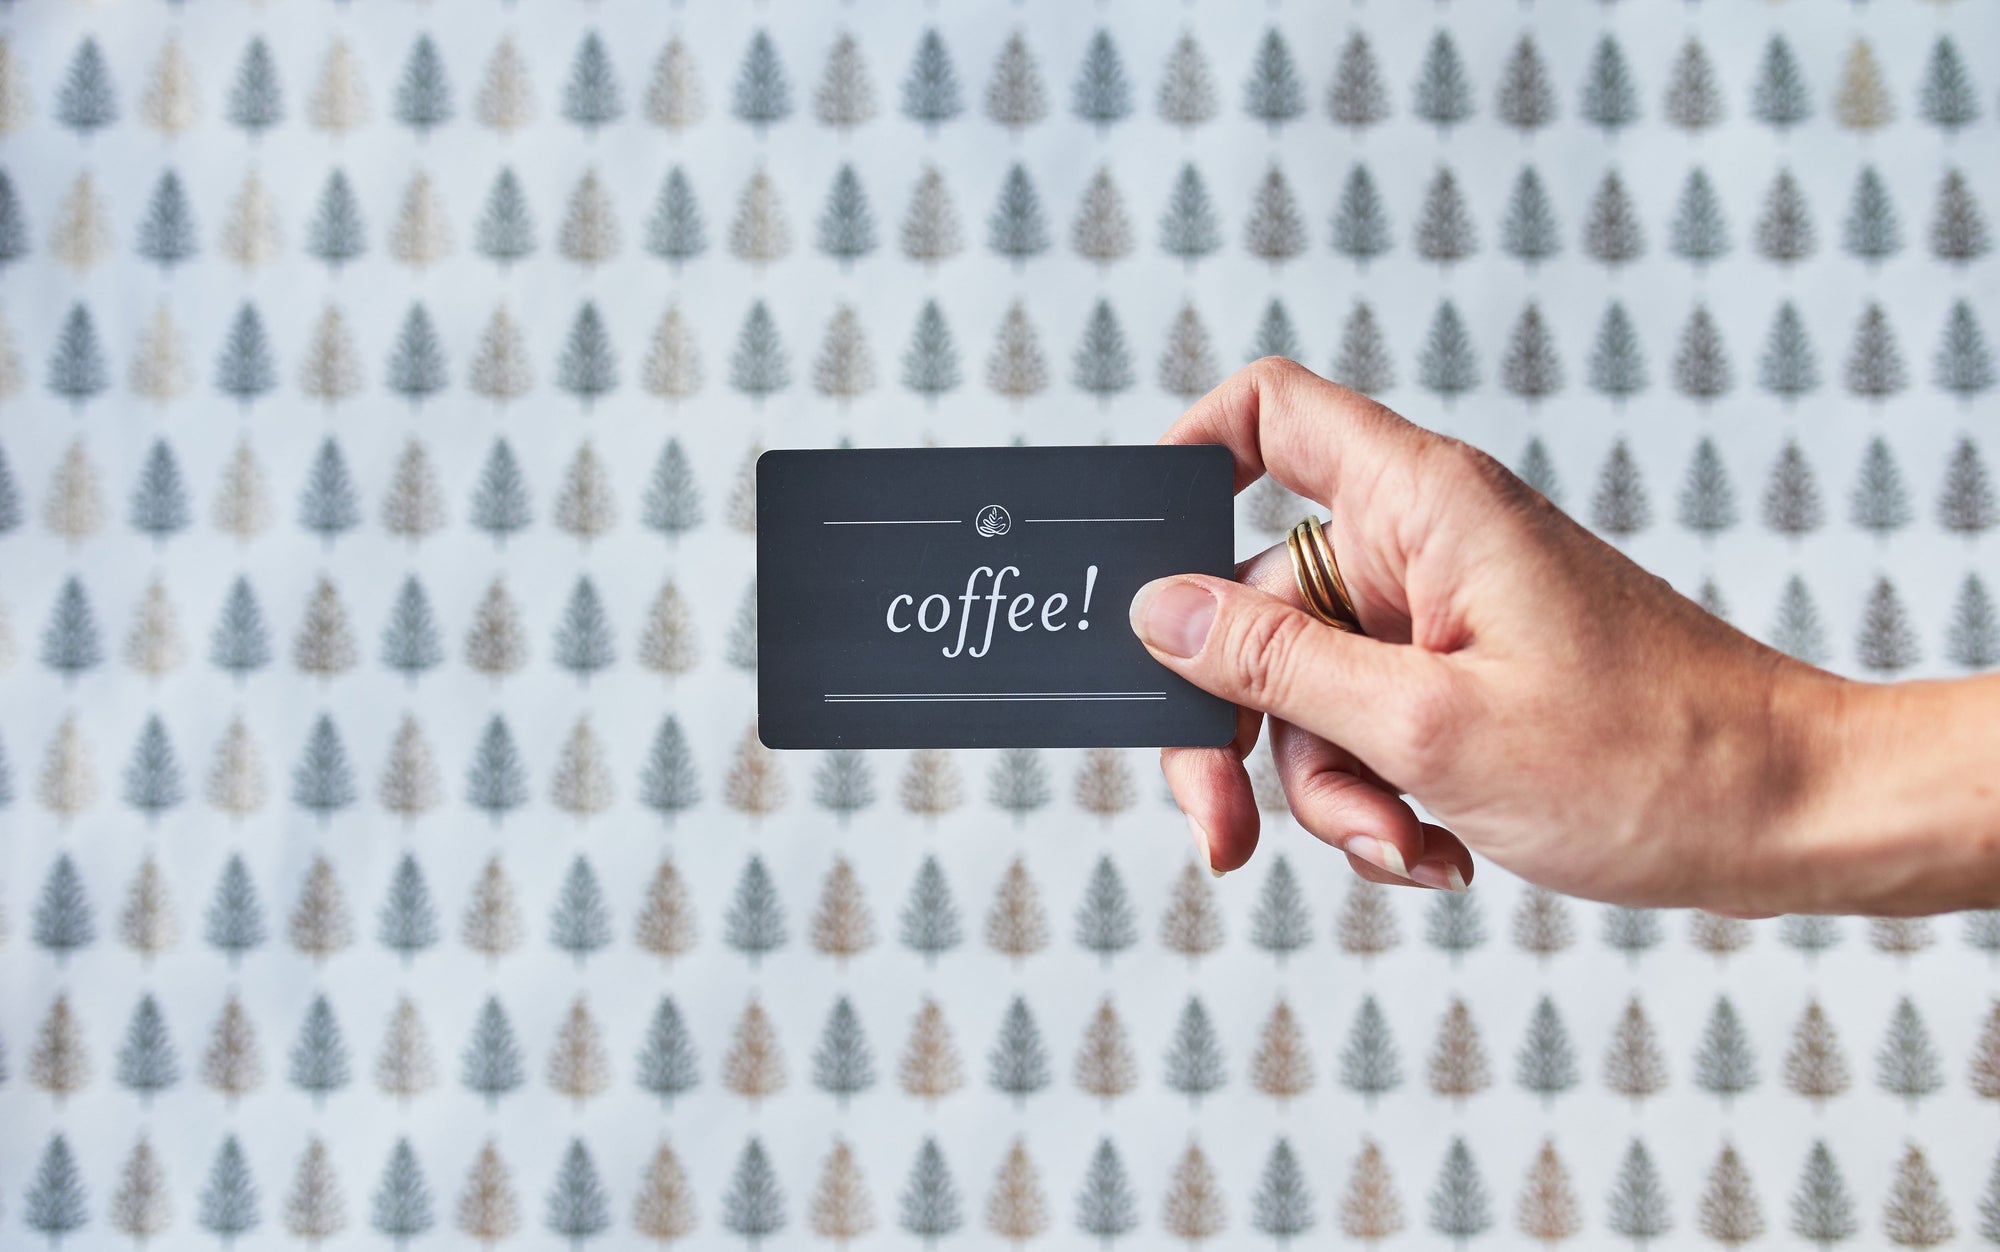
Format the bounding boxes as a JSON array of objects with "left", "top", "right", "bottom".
[
  {"left": 823, "top": 519, "right": 959, "bottom": 525},
  {"left": 826, "top": 693, "right": 1165, "bottom": 704},
  {"left": 1022, "top": 517, "right": 1164, "bottom": 523},
  {"left": 826, "top": 691, "right": 1166, "bottom": 697}
]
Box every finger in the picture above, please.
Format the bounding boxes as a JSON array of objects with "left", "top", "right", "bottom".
[
  {"left": 1130, "top": 573, "right": 1458, "bottom": 788},
  {"left": 1158, "top": 704, "right": 1263, "bottom": 875},
  {"left": 1269, "top": 719, "right": 1471, "bottom": 891}
]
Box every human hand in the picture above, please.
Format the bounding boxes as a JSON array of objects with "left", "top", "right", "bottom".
[{"left": 1131, "top": 358, "right": 1854, "bottom": 916}]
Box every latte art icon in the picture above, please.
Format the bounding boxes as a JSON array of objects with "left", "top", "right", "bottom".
[{"left": 975, "top": 504, "right": 1012, "bottom": 537}]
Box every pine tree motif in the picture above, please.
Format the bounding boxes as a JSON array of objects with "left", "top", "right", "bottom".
[
  {"left": 547, "top": 998, "right": 612, "bottom": 1109},
  {"left": 393, "top": 35, "right": 453, "bottom": 136},
  {"left": 201, "top": 996, "right": 264, "bottom": 1100},
  {"left": 1251, "top": 999, "right": 1314, "bottom": 1105},
  {"left": 293, "top": 576, "right": 359, "bottom": 682},
  {"left": 1948, "top": 575, "right": 2000, "bottom": 670},
  {"left": 733, "top": 30, "right": 793, "bottom": 132},
  {"left": 289, "top": 715, "right": 361, "bottom": 824},
  {"left": 375, "top": 999, "right": 437, "bottom": 1104},
  {"left": 1603, "top": 996, "right": 1668, "bottom": 1105},
  {"left": 987, "top": 163, "right": 1049, "bottom": 267},
  {"left": 1418, "top": 300, "right": 1479, "bottom": 403},
  {"left": 1158, "top": 163, "right": 1222, "bottom": 269},
  {"left": 461, "top": 996, "right": 524, "bottom": 1105},
  {"left": 1429, "top": 1139, "right": 1492, "bottom": 1246},
  {"left": 1329, "top": 301, "right": 1395, "bottom": 397},
  {"left": 1064, "top": 999, "right": 1137, "bottom": 1109},
  {"left": 1605, "top": 1140, "right": 1671, "bottom": 1245},
  {"left": 1070, "top": 167, "right": 1134, "bottom": 269},
  {"left": 728, "top": 168, "right": 790, "bottom": 267},
  {"left": 1511, "top": 886, "right": 1575, "bottom": 960},
  {"left": 561, "top": 32, "right": 622, "bottom": 132},
  {"left": 1516, "top": 1141, "right": 1581, "bottom": 1246},
  {"left": 204, "top": 853, "right": 266, "bottom": 962},
  {"left": 289, "top": 994, "right": 352, "bottom": 1103},
  {"left": 1677, "top": 438, "right": 1739, "bottom": 538},
  {"left": 1333, "top": 878, "right": 1397, "bottom": 958},
  {"left": 375, "top": 853, "right": 438, "bottom": 964},
  {"left": 1066, "top": 29, "right": 1132, "bottom": 132},
  {"left": 1694, "top": 995, "right": 1758, "bottom": 1105},
  {"left": 1154, "top": 860, "right": 1219, "bottom": 964},
  {"left": 125, "top": 579, "right": 185, "bottom": 680},
  {"left": 308, "top": 38, "right": 369, "bottom": 135},
  {"left": 896, "top": 997, "right": 961, "bottom": 1104},
  {"left": 1582, "top": 301, "right": 1645, "bottom": 404},
  {"left": 298, "top": 436, "right": 362, "bottom": 546},
  {"left": 1502, "top": 167, "right": 1562, "bottom": 269},
  {"left": 108, "top": 1137, "right": 172, "bottom": 1243},
  {"left": 369, "top": 1139, "right": 433, "bottom": 1245},
  {"left": 1833, "top": 39, "right": 1893, "bottom": 132},
  {"left": 1246, "top": 299, "right": 1302, "bottom": 364},
  {"left": 199, "top": 1137, "right": 259, "bottom": 1241},
  {"left": 137, "top": 170, "right": 199, "bottom": 270},
  {"left": 50, "top": 173, "right": 112, "bottom": 272},
  {"left": 1515, "top": 995, "right": 1579, "bottom": 1107},
  {"left": 142, "top": 37, "right": 201, "bottom": 137},
  {"left": 1579, "top": 35, "right": 1639, "bottom": 135},
  {"left": 1241, "top": 28, "right": 1305, "bottom": 133},
  {"left": 900, "top": 28, "right": 962, "bottom": 131},
  {"left": 984, "top": 302, "right": 1048, "bottom": 404},
  {"left": 902, "top": 300, "right": 962, "bottom": 402},
  {"left": 1757, "top": 303, "right": 1821, "bottom": 405},
  {"left": 1932, "top": 167, "right": 1992, "bottom": 265},
  {"left": 1673, "top": 305, "right": 1733, "bottom": 404},
  {"left": 40, "top": 577, "right": 103, "bottom": 681},
  {"left": 25, "top": 1134, "right": 90, "bottom": 1244},
  {"left": 545, "top": 1140, "right": 611, "bottom": 1247},
  {"left": 1915, "top": 37, "right": 1975, "bottom": 140},
  {"left": 1340, "top": 1140, "right": 1403, "bottom": 1244},
  {"left": 1666, "top": 168, "right": 1730, "bottom": 269},
  {"left": 1845, "top": 303, "right": 1909, "bottom": 402},
  {"left": 899, "top": 748, "right": 961, "bottom": 820},
  {"left": 1661, "top": 37, "right": 1724, "bottom": 131},
  {"left": 1782, "top": 998, "right": 1850, "bottom": 1105},
  {"left": 121, "top": 717, "right": 184, "bottom": 822},
  {"left": 296, "top": 305, "right": 362, "bottom": 407},
  {"left": 1413, "top": 168, "right": 1476, "bottom": 267},
  {"left": 1755, "top": 170, "right": 1817, "bottom": 265},
  {"left": 985, "top": 31, "right": 1045, "bottom": 133},
  {"left": 723, "top": 1138, "right": 786, "bottom": 1245},
  {"left": 1875, "top": 996, "right": 1943, "bottom": 1108},
  {"left": 213, "top": 441, "right": 274, "bottom": 542},
  {"left": 1842, "top": 166, "right": 1903, "bottom": 267},
  {"left": 290, "top": 855, "right": 353, "bottom": 960},
  {"left": 645, "top": 37, "right": 702, "bottom": 132},
  {"left": 556, "top": 305, "right": 619, "bottom": 409},
  {"left": 724, "top": 722, "right": 786, "bottom": 817},
  {"left": 30, "top": 992, "right": 92, "bottom": 1101},
  {"left": 380, "top": 576, "right": 443, "bottom": 684},
  {"left": 48, "top": 305, "right": 110, "bottom": 409},
  {"left": 1699, "top": 1145, "right": 1765, "bottom": 1245},
  {"left": 633, "top": 1144, "right": 698, "bottom": 1245},
  {"left": 646, "top": 168, "right": 707, "bottom": 268},
  {"left": 1161, "top": 1142, "right": 1225, "bottom": 1243},
  {"left": 385, "top": 174, "right": 453, "bottom": 273},
  {"left": 1340, "top": 995, "right": 1402, "bottom": 1107},
  {"left": 465, "top": 580, "right": 528, "bottom": 680},
  {"left": 41, "top": 444, "right": 104, "bottom": 544},
  {"left": 815, "top": 166, "right": 877, "bottom": 269},
  {"left": 1857, "top": 577, "right": 1920, "bottom": 673},
  {"left": 987, "top": 996, "right": 1051, "bottom": 1107},
  {"left": 1412, "top": 31, "right": 1473, "bottom": 133},
  {"left": 226, "top": 35, "right": 284, "bottom": 135},
  {"left": 1428, "top": 998, "right": 1492, "bottom": 1105},
  {"left": 1516, "top": 437, "right": 1565, "bottom": 509},
  {"left": 730, "top": 301, "right": 791, "bottom": 401},
  {"left": 1935, "top": 300, "right": 1995, "bottom": 402},
  {"left": 816, "top": 31, "right": 877, "bottom": 133},
  {"left": 1766, "top": 575, "right": 1831, "bottom": 665},
  {"left": 1496, "top": 35, "right": 1557, "bottom": 133},
  {"left": 1883, "top": 1145, "right": 1954, "bottom": 1247},
  {"left": 57, "top": 36, "right": 118, "bottom": 136},
  {"left": 1244, "top": 854, "right": 1310, "bottom": 962},
  {"left": 806, "top": 995, "right": 874, "bottom": 1107},
  {"left": 549, "top": 856, "right": 612, "bottom": 963},
  {"left": 722, "top": 853, "right": 787, "bottom": 965},
  {"left": 983, "top": 856, "right": 1048, "bottom": 963},
  {"left": 1069, "top": 855, "right": 1137, "bottom": 966},
  {"left": 473, "top": 172, "right": 536, "bottom": 272},
  {"left": 1502, "top": 304, "right": 1563, "bottom": 405},
  {"left": 1584, "top": 171, "right": 1645, "bottom": 267}
]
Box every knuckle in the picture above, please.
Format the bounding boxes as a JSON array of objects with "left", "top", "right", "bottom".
[{"left": 1218, "top": 605, "right": 1313, "bottom": 710}]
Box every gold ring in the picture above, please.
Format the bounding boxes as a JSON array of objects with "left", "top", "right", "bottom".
[{"left": 1287, "top": 516, "right": 1362, "bottom": 633}]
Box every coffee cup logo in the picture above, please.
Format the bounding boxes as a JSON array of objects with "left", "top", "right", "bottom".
[{"left": 975, "top": 504, "right": 1011, "bottom": 537}]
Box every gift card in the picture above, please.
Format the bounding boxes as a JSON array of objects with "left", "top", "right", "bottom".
[{"left": 757, "top": 445, "right": 1236, "bottom": 749}]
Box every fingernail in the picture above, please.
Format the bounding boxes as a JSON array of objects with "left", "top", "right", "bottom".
[
  {"left": 1344, "top": 835, "right": 1413, "bottom": 882},
  {"left": 1130, "top": 579, "right": 1216, "bottom": 659},
  {"left": 1410, "top": 861, "right": 1469, "bottom": 892},
  {"left": 1187, "top": 814, "right": 1222, "bottom": 877}
]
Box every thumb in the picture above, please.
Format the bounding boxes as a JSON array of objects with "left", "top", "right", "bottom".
[{"left": 1129, "top": 574, "right": 1453, "bottom": 784}]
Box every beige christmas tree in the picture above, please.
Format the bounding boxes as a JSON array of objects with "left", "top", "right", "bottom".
[
  {"left": 902, "top": 165, "right": 963, "bottom": 265},
  {"left": 374, "top": 997, "right": 437, "bottom": 1105},
  {"left": 984, "top": 856, "right": 1049, "bottom": 962},
  {"left": 729, "top": 169, "right": 792, "bottom": 265},
  {"left": 1251, "top": 999, "right": 1315, "bottom": 1104},
  {"left": 140, "top": 38, "right": 200, "bottom": 136},
  {"left": 634, "top": 856, "right": 697, "bottom": 962},
  {"left": 726, "top": 445, "right": 761, "bottom": 533},
  {"left": 0, "top": 310, "right": 22, "bottom": 402},
  {"left": 1163, "top": 1141, "right": 1225, "bottom": 1242},
  {"left": 46, "top": 440, "right": 106, "bottom": 544},
  {"left": 212, "top": 440, "right": 274, "bottom": 540},
  {"left": 461, "top": 856, "right": 525, "bottom": 964},
  {"left": 723, "top": 999, "right": 787, "bottom": 1105},
  {"left": 378, "top": 714, "right": 441, "bottom": 820},
  {"left": 1834, "top": 38, "right": 1893, "bottom": 132},
  {"left": 1781, "top": 998, "right": 1850, "bottom": 1103},
  {"left": 1602, "top": 997, "right": 1667, "bottom": 1105},
  {"left": 390, "top": 171, "right": 453, "bottom": 269},
  {"left": 39, "top": 715, "right": 97, "bottom": 819},
  {"left": 1882, "top": 1145, "right": 1954, "bottom": 1247},
  {"left": 293, "top": 576, "right": 358, "bottom": 680},
  {"left": 1428, "top": 997, "right": 1492, "bottom": 1105},
  {"left": 986, "top": 301, "right": 1048, "bottom": 402},
  {"left": 465, "top": 581, "right": 529, "bottom": 680},
  {"left": 307, "top": 37, "right": 370, "bottom": 135},
  {"left": 1073, "top": 997, "right": 1138, "bottom": 1104},
  {"left": 547, "top": 997, "right": 612, "bottom": 1108},
  {"left": 1868, "top": 916, "right": 1934, "bottom": 957},
  {"left": 299, "top": 305, "right": 363, "bottom": 406},
  {"left": 1338, "top": 878, "right": 1401, "bottom": 958},
  {"left": 475, "top": 37, "right": 536, "bottom": 134},
  {"left": 1696, "top": 1144, "right": 1764, "bottom": 1245},
  {"left": 456, "top": 1142, "right": 521, "bottom": 1247},
  {"left": 645, "top": 36, "right": 705, "bottom": 130},
  {"left": 1516, "top": 1140, "right": 1582, "bottom": 1245},
  {"left": 559, "top": 170, "right": 622, "bottom": 266},
  {"left": 724, "top": 723, "right": 787, "bottom": 817},
  {"left": 30, "top": 993, "right": 91, "bottom": 1101},
  {"left": 289, "top": 855, "right": 353, "bottom": 962},
  {"left": 0, "top": 37, "right": 31, "bottom": 135},
  {"left": 119, "top": 854, "right": 180, "bottom": 959},
  {"left": 381, "top": 440, "right": 446, "bottom": 543},
  {"left": 900, "top": 748, "right": 962, "bottom": 820},
  {"left": 1340, "top": 1140, "right": 1404, "bottom": 1243},
  {"left": 810, "top": 1138, "right": 873, "bottom": 1245},
  {"left": 1074, "top": 747, "right": 1134, "bottom": 821},
  {"left": 206, "top": 716, "right": 267, "bottom": 818},
  {"left": 1157, "top": 303, "right": 1220, "bottom": 398},
  {"left": 285, "top": 1139, "right": 348, "bottom": 1243},
  {"left": 899, "top": 997, "right": 963, "bottom": 1104},
  {"left": 555, "top": 440, "right": 618, "bottom": 543},
  {"left": 202, "top": 996, "right": 264, "bottom": 1101},
  {"left": 634, "top": 1142, "right": 698, "bottom": 1244},
  {"left": 986, "top": 1138, "right": 1049, "bottom": 1246},
  {"left": 129, "top": 304, "right": 191, "bottom": 405},
  {"left": 220, "top": 171, "right": 283, "bottom": 270},
  {"left": 1689, "top": 910, "right": 1751, "bottom": 961},
  {"left": 550, "top": 717, "right": 614, "bottom": 819},
  {"left": 1071, "top": 167, "right": 1134, "bottom": 267},
  {"left": 1160, "top": 861, "right": 1224, "bottom": 963},
  {"left": 814, "top": 31, "right": 877, "bottom": 132},
  {"left": 638, "top": 580, "right": 698, "bottom": 678},
  {"left": 50, "top": 172, "right": 112, "bottom": 271},
  {"left": 642, "top": 305, "right": 703, "bottom": 402},
  {"left": 810, "top": 856, "right": 875, "bottom": 963},
  {"left": 812, "top": 305, "right": 876, "bottom": 403},
  {"left": 469, "top": 306, "right": 533, "bottom": 405},
  {"left": 110, "top": 1137, "right": 173, "bottom": 1241},
  {"left": 1970, "top": 1001, "right": 2000, "bottom": 1101},
  {"left": 125, "top": 578, "right": 185, "bottom": 679},
  {"left": 1512, "top": 886, "right": 1574, "bottom": 960}
]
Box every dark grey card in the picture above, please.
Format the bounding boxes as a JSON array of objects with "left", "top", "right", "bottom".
[{"left": 757, "top": 446, "right": 1236, "bottom": 749}]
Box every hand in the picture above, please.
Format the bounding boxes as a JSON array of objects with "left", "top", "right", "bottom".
[{"left": 1130, "top": 359, "right": 1860, "bottom": 916}]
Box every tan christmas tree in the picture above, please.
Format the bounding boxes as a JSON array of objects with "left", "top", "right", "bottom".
[
  {"left": 202, "top": 996, "right": 264, "bottom": 1101},
  {"left": 723, "top": 999, "right": 787, "bottom": 1105},
  {"left": 808, "top": 1138, "right": 873, "bottom": 1244},
  {"left": 1602, "top": 997, "right": 1667, "bottom": 1105},
  {"left": 1340, "top": 1139, "right": 1404, "bottom": 1243},
  {"left": 1696, "top": 1144, "right": 1764, "bottom": 1245},
  {"left": 110, "top": 1137, "right": 172, "bottom": 1241},
  {"left": 1512, "top": 886, "right": 1575, "bottom": 960},
  {"left": 206, "top": 716, "right": 267, "bottom": 818},
  {"left": 390, "top": 171, "right": 453, "bottom": 269},
  {"left": 30, "top": 993, "right": 91, "bottom": 1101},
  {"left": 289, "top": 854, "right": 353, "bottom": 962},
  {"left": 469, "top": 306, "right": 533, "bottom": 405},
  {"left": 456, "top": 1141, "right": 521, "bottom": 1246},
  {"left": 212, "top": 440, "right": 274, "bottom": 540},
  {"left": 1882, "top": 1145, "right": 1953, "bottom": 1247},
  {"left": 547, "top": 997, "right": 612, "bottom": 1108},
  {"left": 1338, "top": 878, "right": 1401, "bottom": 958},
  {"left": 475, "top": 37, "right": 536, "bottom": 134},
  {"left": 726, "top": 444, "right": 761, "bottom": 533},
  {"left": 381, "top": 440, "right": 446, "bottom": 543},
  {"left": 1163, "top": 1141, "right": 1225, "bottom": 1242},
  {"left": 1970, "top": 1001, "right": 2000, "bottom": 1101},
  {"left": 39, "top": 715, "right": 97, "bottom": 818},
  {"left": 901, "top": 165, "right": 963, "bottom": 265},
  {"left": 984, "top": 856, "right": 1049, "bottom": 962},
  {"left": 1516, "top": 1140, "right": 1581, "bottom": 1245},
  {"left": 461, "top": 856, "right": 525, "bottom": 964},
  {"left": 1834, "top": 39, "right": 1893, "bottom": 132},
  {"left": 140, "top": 38, "right": 200, "bottom": 136},
  {"left": 50, "top": 172, "right": 112, "bottom": 271},
  {"left": 635, "top": 1142, "right": 698, "bottom": 1244},
  {"left": 1689, "top": 910, "right": 1751, "bottom": 961},
  {"left": 1074, "top": 997, "right": 1138, "bottom": 1104},
  {"left": 1071, "top": 167, "right": 1134, "bottom": 267},
  {"left": 1251, "top": 999, "right": 1315, "bottom": 1104},
  {"left": 899, "top": 997, "right": 963, "bottom": 1104},
  {"left": 376, "top": 714, "right": 442, "bottom": 821},
  {"left": 293, "top": 576, "right": 358, "bottom": 680},
  {"left": 724, "top": 722, "right": 787, "bottom": 817},
  {"left": 128, "top": 304, "right": 191, "bottom": 405},
  {"left": 812, "top": 305, "right": 875, "bottom": 403},
  {"left": 0, "top": 37, "right": 33, "bottom": 135},
  {"left": 638, "top": 579, "right": 698, "bottom": 678},
  {"left": 555, "top": 440, "right": 618, "bottom": 542},
  {"left": 46, "top": 440, "right": 106, "bottom": 544},
  {"left": 729, "top": 168, "right": 792, "bottom": 265},
  {"left": 559, "top": 170, "right": 622, "bottom": 266},
  {"left": 1160, "top": 860, "right": 1224, "bottom": 963},
  {"left": 986, "top": 1138, "right": 1049, "bottom": 1245},
  {"left": 220, "top": 171, "right": 283, "bottom": 270},
  {"left": 0, "top": 309, "right": 22, "bottom": 402},
  {"left": 374, "top": 997, "right": 437, "bottom": 1104},
  {"left": 1781, "top": 998, "right": 1850, "bottom": 1103},
  {"left": 299, "top": 305, "right": 363, "bottom": 406},
  {"left": 119, "top": 854, "right": 180, "bottom": 959},
  {"left": 642, "top": 306, "right": 703, "bottom": 402},
  {"left": 1073, "top": 747, "right": 1134, "bottom": 821},
  {"left": 1868, "top": 916, "right": 1934, "bottom": 957},
  {"left": 810, "top": 856, "right": 875, "bottom": 963},
  {"left": 635, "top": 856, "right": 697, "bottom": 962},
  {"left": 307, "top": 37, "right": 370, "bottom": 134},
  {"left": 986, "top": 301, "right": 1048, "bottom": 402},
  {"left": 899, "top": 749, "right": 962, "bottom": 819},
  {"left": 645, "top": 37, "right": 704, "bottom": 130},
  {"left": 285, "top": 1138, "right": 348, "bottom": 1243},
  {"left": 550, "top": 717, "right": 614, "bottom": 819},
  {"left": 1427, "top": 997, "right": 1492, "bottom": 1105},
  {"left": 814, "top": 31, "right": 876, "bottom": 131},
  {"left": 465, "top": 581, "right": 528, "bottom": 680},
  {"left": 125, "top": 578, "right": 185, "bottom": 679}
]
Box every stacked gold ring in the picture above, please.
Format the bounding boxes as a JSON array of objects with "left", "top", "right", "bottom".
[{"left": 1286, "top": 516, "right": 1363, "bottom": 634}]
